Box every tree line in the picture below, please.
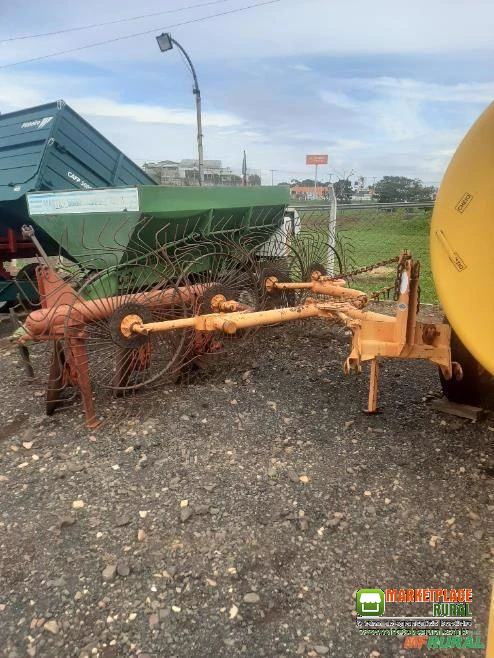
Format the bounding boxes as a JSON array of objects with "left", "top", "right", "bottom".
[{"left": 279, "top": 176, "right": 437, "bottom": 204}]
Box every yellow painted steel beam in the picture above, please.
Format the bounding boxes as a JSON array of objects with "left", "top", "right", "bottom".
[
  {"left": 132, "top": 304, "right": 322, "bottom": 336},
  {"left": 431, "top": 102, "right": 494, "bottom": 375},
  {"left": 266, "top": 276, "right": 367, "bottom": 300}
]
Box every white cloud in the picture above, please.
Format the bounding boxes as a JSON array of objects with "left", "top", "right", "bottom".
[
  {"left": 0, "top": 71, "right": 241, "bottom": 129},
  {"left": 320, "top": 91, "right": 356, "bottom": 110},
  {"left": 0, "top": 67, "right": 488, "bottom": 184},
  {"left": 352, "top": 77, "right": 494, "bottom": 104},
  {"left": 74, "top": 96, "right": 242, "bottom": 128},
  {"left": 320, "top": 77, "right": 494, "bottom": 145}
]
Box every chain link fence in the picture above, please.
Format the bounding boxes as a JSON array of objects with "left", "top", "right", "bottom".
[{"left": 292, "top": 203, "right": 437, "bottom": 303}]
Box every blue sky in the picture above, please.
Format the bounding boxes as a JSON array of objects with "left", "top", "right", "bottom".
[{"left": 1, "top": 0, "right": 494, "bottom": 185}]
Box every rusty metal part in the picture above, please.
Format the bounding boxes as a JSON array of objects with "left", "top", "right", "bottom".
[
  {"left": 265, "top": 275, "right": 368, "bottom": 307},
  {"left": 120, "top": 315, "right": 144, "bottom": 339},
  {"left": 411, "top": 260, "right": 421, "bottom": 313},
  {"left": 131, "top": 303, "right": 322, "bottom": 336},
  {"left": 347, "top": 253, "right": 451, "bottom": 412},
  {"left": 332, "top": 256, "right": 400, "bottom": 282},
  {"left": 45, "top": 340, "right": 78, "bottom": 417},
  {"left": 9, "top": 308, "right": 34, "bottom": 379},
  {"left": 366, "top": 358, "right": 380, "bottom": 414},
  {"left": 113, "top": 344, "right": 152, "bottom": 392},
  {"left": 210, "top": 294, "right": 250, "bottom": 313},
  {"left": 305, "top": 262, "right": 327, "bottom": 280},
  {"left": 68, "top": 336, "right": 102, "bottom": 429},
  {"left": 199, "top": 285, "right": 254, "bottom": 315},
  {"left": 422, "top": 324, "right": 439, "bottom": 345},
  {"left": 18, "top": 263, "right": 202, "bottom": 426},
  {"left": 46, "top": 341, "right": 66, "bottom": 416},
  {"left": 312, "top": 271, "right": 347, "bottom": 286},
  {"left": 17, "top": 233, "right": 453, "bottom": 428},
  {"left": 21, "top": 225, "right": 50, "bottom": 266},
  {"left": 452, "top": 361, "right": 464, "bottom": 381},
  {"left": 23, "top": 282, "right": 208, "bottom": 340},
  {"left": 259, "top": 263, "right": 295, "bottom": 308},
  {"left": 128, "top": 251, "right": 452, "bottom": 415},
  {"left": 44, "top": 335, "right": 101, "bottom": 428},
  {"left": 369, "top": 285, "right": 394, "bottom": 301},
  {"left": 109, "top": 303, "right": 153, "bottom": 348}
]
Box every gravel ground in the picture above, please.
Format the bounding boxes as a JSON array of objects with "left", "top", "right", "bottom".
[{"left": 0, "top": 310, "right": 492, "bottom": 658}]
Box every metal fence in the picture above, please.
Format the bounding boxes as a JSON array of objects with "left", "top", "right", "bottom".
[{"left": 292, "top": 203, "right": 437, "bottom": 304}]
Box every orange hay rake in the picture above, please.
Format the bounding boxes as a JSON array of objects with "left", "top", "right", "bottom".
[{"left": 17, "top": 235, "right": 455, "bottom": 428}]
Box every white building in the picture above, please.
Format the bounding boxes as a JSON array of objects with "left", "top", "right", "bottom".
[{"left": 143, "top": 159, "right": 241, "bottom": 186}]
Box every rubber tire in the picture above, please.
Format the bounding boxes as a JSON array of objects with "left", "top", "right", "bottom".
[{"left": 439, "top": 321, "right": 494, "bottom": 410}]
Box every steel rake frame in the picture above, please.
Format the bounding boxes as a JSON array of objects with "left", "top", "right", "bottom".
[{"left": 16, "top": 211, "right": 359, "bottom": 427}]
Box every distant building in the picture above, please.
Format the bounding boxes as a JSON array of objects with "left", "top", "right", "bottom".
[
  {"left": 351, "top": 188, "right": 375, "bottom": 202},
  {"left": 290, "top": 185, "right": 329, "bottom": 200},
  {"left": 143, "top": 159, "right": 242, "bottom": 186},
  {"left": 143, "top": 160, "right": 180, "bottom": 184}
]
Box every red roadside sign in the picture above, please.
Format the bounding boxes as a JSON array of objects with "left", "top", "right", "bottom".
[{"left": 306, "top": 154, "right": 328, "bottom": 165}]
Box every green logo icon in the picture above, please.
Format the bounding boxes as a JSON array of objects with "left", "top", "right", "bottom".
[{"left": 356, "top": 589, "right": 385, "bottom": 617}]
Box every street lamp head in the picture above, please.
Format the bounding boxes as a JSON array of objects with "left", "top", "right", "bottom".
[{"left": 156, "top": 32, "right": 173, "bottom": 52}]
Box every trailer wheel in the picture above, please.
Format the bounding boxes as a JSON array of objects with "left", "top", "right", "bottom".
[{"left": 439, "top": 321, "right": 494, "bottom": 410}]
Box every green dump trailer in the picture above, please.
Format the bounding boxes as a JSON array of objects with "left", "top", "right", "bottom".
[
  {"left": 0, "top": 100, "right": 155, "bottom": 306},
  {"left": 26, "top": 185, "right": 290, "bottom": 298},
  {"left": 1, "top": 101, "right": 291, "bottom": 307}
]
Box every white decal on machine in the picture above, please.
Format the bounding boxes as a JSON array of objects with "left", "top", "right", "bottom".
[
  {"left": 27, "top": 188, "right": 140, "bottom": 215},
  {"left": 67, "top": 171, "right": 92, "bottom": 190},
  {"left": 21, "top": 116, "right": 53, "bottom": 130}
]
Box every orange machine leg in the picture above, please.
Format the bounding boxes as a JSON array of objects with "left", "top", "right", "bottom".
[
  {"left": 367, "top": 358, "right": 380, "bottom": 413},
  {"left": 67, "top": 337, "right": 101, "bottom": 429},
  {"left": 46, "top": 341, "right": 67, "bottom": 416}
]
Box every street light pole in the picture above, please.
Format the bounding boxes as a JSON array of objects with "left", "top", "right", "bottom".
[{"left": 156, "top": 33, "right": 204, "bottom": 186}]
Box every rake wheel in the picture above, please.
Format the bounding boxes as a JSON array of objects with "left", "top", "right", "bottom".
[
  {"left": 304, "top": 262, "right": 327, "bottom": 279},
  {"left": 63, "top": 263, "right": 192, "bottom": 393},
  {"left": 175, "top": 244, "right": 265, "bottom": 375},
  {"left": 258, "top": 262, "right": 295, "bottom": 308},
  {"left": 109, "top": 303, "right": 154, "bottom": 349}
]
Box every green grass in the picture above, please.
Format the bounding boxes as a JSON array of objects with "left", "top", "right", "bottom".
[{"left": 301, "top": 208, "right": 437, "bottom": 303}]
